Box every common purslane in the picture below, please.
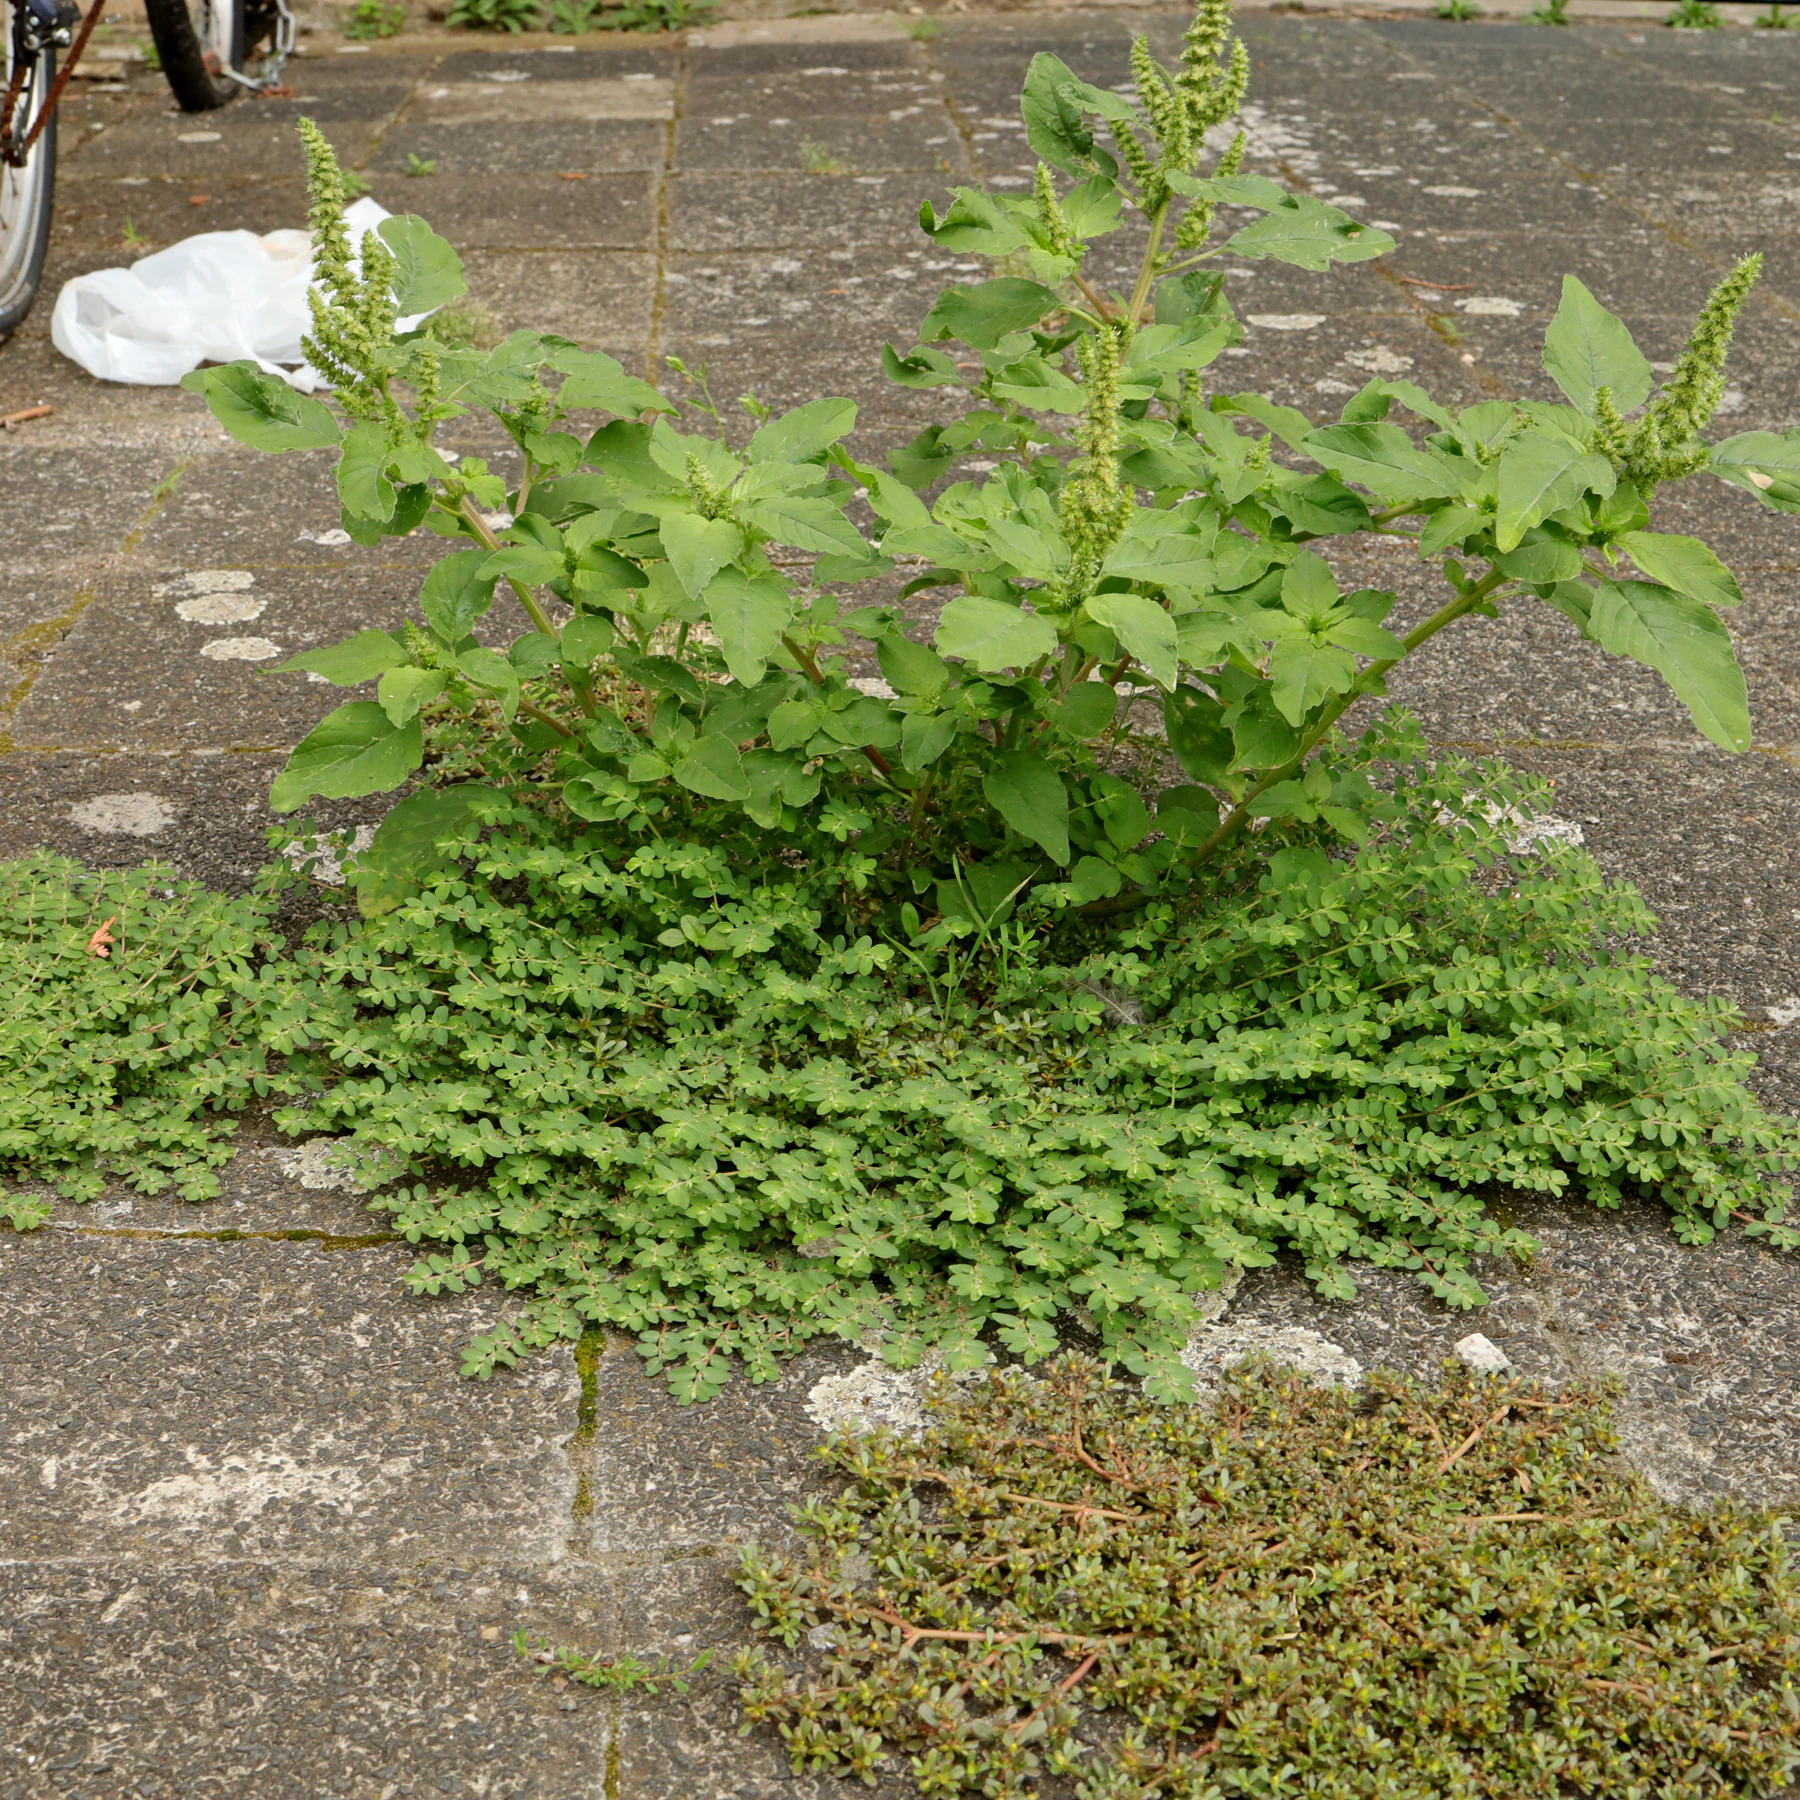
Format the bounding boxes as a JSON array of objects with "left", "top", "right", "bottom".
[{"left": 730, "top": 1355, "right": 1800, "bottom": 1797}]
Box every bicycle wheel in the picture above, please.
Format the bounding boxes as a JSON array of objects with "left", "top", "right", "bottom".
[
  {"left": 143, "top": 0, "right": 243, "bottom": 112},
  {"left": 0, "top": 22, "right": 55, "bottom": 342}
]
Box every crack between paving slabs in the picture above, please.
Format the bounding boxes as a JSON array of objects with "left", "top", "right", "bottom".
[
  {"left": 918, "top": 24, "right": 982, "bottom": 185},
  {"left": 644, "top": 38, "right": 684, "bottom": 383},
  {"left": 0, "top": 458, "right": 195, "bottom": 752},
  {"left": 352, "top": 43, "right": 452, "bottom": 185},
  {"left": 1423, "top": 736, "right": 1800, "bottom": 755},
  {"left": 37, "top": 1223, "right": 402, "bottom": 1247}
]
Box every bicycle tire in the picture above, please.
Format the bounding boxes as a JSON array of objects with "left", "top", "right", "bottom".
[
  {"left": 143, "top": 0, "right": 243, "bottom": 113},
  {"left": 0, "top": 37, "right": 55, "bottom": 341}
]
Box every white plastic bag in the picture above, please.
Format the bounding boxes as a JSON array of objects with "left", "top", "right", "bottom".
[{"left": 51, "top": 198, "right": 414, "bottom": 389}]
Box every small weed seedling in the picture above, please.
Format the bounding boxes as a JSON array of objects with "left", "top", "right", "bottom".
[
  {"left": 403, "top": 152, "right": 437, "bottom": 177},
  {"left": 446, "top": 0, "right": 541, "bottom": 30},
  {"left": 1666, "top": 0, "right": 1723, "bottom": 22},
  {"left": 515, "top": 1631, "right": 713, "bottom": 1694},
  {"left": 1525, "top": 0, "right": 1570, "bottom": 22},
  {"left": 344, "top": 0, "right": 407, "bottom": 37},
  {"left": 1758, "top": 2, "right": 1794, "bottom": 23},
  {"left": 800, "top": 137, "right": 852, "bottom": 174},
  {"left": 907, "top": 15, "right": 941, "bottom": 39},
  {"left": 547, "top": 0, "right": 601, "bottom": 28},
  {"left": 1435, "top": 0, "right": 1482, "bottom": 17},
  {"left": 597, "top": 0, "right": 713, "bottom": 27}
]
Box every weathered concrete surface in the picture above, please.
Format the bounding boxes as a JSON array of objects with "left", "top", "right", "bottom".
[{"left": 4, "top": 11, "right": 1800, "bottom": 1796}]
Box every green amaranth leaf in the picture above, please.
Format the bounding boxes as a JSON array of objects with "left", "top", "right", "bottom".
[
  {"left": 336, "top": 420, "right": 398, "bottom": 523},
  {"left": 918, "top": 188, "right": 1028, "bottom": 258},
  {"left": 351, "top": 782, "right": 503, "bottom": 917},
  {"left": 377, "top": 214, "right": 467, "bottom": 317},
  {"left": 178, "top": 362, "right": 342, "bottom": 452},
  {"left": 660, "top": 513, "right": 745, "bottom": 599},
  {"left": 1223, "top": 198, "right": 1394, "bottom": 271},
  {"left": 552, "top": 348, "right": 672, "bottom": 416},
  {"left": 1615, "top": 531, "right": 1742, "bottom": 608},
  {"left": 1281, "top": 550, "right": 1339, "bottom": 620},
  {"left": 877, "top": 634, "right": 951, "bottom": 699},
  {"left": 1541, "top": 275, "right": 1654, "bottom": 414},
  {"left": 481, "top": 543, "right": 565, "bottom": 588},
  {"left": 272, "top": 629, "right": 410, "bottom": 685},
  {"left": 746, "top": 398, "right": 858, "bottom": 465},
  {"left": 1084, "top": 593, "right": 1178, "bottom": 689},
  {"left": 673, "top": 734, "right": 752, "bottom": 802},
  {"left": 935, "top": 596, "right": 1059, "bottom": 671},
  {"left": 1020, "top": 53, "right": 1099, "bottom": 173},
  {"left": 455, "top": 647, "right": 521, "bottom": 720},
  {"left": 270, "top": 702, "right": 424, "bottom": 811},
  {"left": 1708, "top": 430, "right": 1800, "bottom": 512},
  {"left": 705, "top": 568, "right": 793, "bottom": 687},
  {"left": 1269, "top": 638, "right": 1357, "bottom": 725},
  {"left": 377, "top": 665, "right": 449, "bottom": 726},
  {"left": 1303, "top": 423, "right": 1464, "bottom": 504},
  {"left": 420, "top": 549, "right": 498, "bottom": 645},
  {"left": 1494, "top": 433, "right": 1616, "bottom": 552},
  {"left": 882, "top": 343, "right": 965, "bottom": 390},
  {"left": 739, "top": 495, "right": 868, "bottom": 559},
  {"left": 1588, "top": 580, "right": 1750, "bottom": 752},
  {"left": 919, "top": 278, "right": 1060, "bottom": 352},
  {"left": 1100, "top": 528, "right": 1214, "bottom": 593},
  {"left": 983, "top": 750, "right": 1070, "bottom": 863}
]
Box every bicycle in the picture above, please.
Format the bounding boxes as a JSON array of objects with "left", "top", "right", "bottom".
[{"left": 1, "top": 0, "right": 294, "bottom": 340}]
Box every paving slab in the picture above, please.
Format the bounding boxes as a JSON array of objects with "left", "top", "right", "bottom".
[
  {"left": 5, "top": 13, "right": 1800, "bottom": 1796},
  {"left": 371, "top": 118, "right": 671, "bottom": 177}
]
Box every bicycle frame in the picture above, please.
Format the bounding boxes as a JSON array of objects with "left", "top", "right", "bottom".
[
  {"left": 1, "top": 0, "right": 96, "bottom": 170},
  {"left": 2, "top": 0, "right": 296, "bottom": 169}
]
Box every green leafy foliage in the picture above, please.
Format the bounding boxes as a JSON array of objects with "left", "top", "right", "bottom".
[
  {"left": 152, "top": 1, "right": 1800, "bottom": 1397},
  {"left": 445, "top": 0, "right": 540, "bottom": 29},
  {"left": 515, "top": 1631, "right": 711, "bottom": 1693},
  {"left": 0, "top": 857, "right": 276, "bottom": 1215},
  {"left": 735, "top": 1355, "right": 1800, "bottom": 1798},
  {"left": 343, "top": 0, "right": 406, "bottom": 38},
  {"left": 249, "top": 750, "right": 1797, "bottom": 1399},
  {"left": 593, "top": 0, "right": 713, "bottom": 29},
  {"left": 195, "top": 35, "right": 1778, "bottom": 931}
]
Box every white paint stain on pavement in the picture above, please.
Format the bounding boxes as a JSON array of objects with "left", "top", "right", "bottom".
[
  {"left": 283, "top": 824, "right": 376, "bottom": 886},
  {"left": 805, "top": 1352, "right": 989, "bottom": 1438},
  {"left": 68, "top": 792, "right": 174, "bottom": 836},
  {"left": 176, "top": 593, "right": 266, "bottom": 623},
  {"left": 1182, "top": 1322, "right": 1363, "bottom": 1391},
  {"left": 199, "top": 637, "right": 281, "bottom": 662},
  {"left": 99, "top": 1441, "right": 407, "bottom": 1527},
  {"left": 271, "top": 1138, "right": 404, "bottom": 1192},
  {"left": 1343, "top": 345, "right": 1414, "bottom": 374}
]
